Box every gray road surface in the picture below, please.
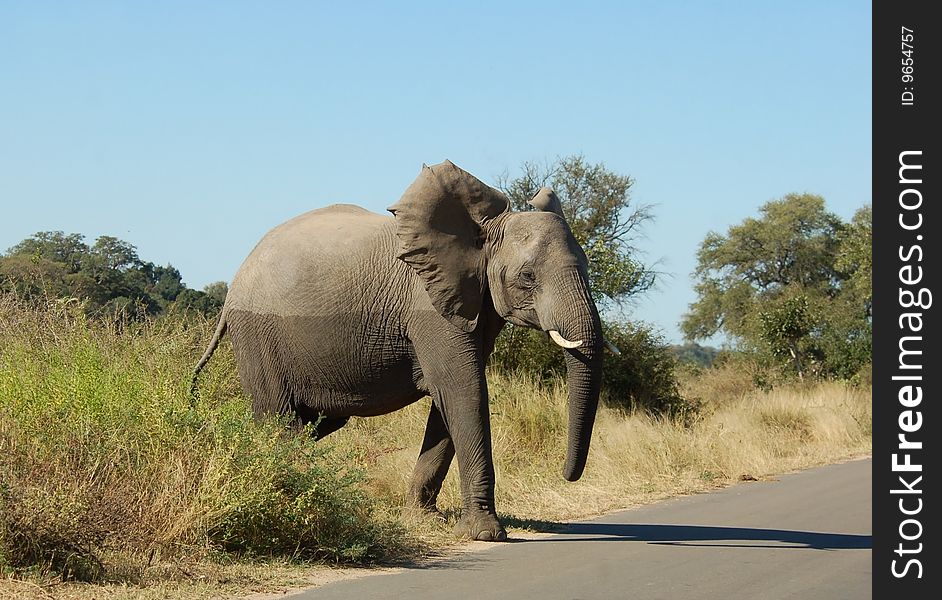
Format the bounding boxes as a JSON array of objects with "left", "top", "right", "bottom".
[{"left": 300, "top": 459, "right": 871, "bottom": 600}]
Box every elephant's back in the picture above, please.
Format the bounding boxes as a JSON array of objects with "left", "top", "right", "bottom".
[
  {"left": 263, "top": 203, "right": 389, "bottom": 249},
  {"left": 226, "top": 204, "right": 400, "bottom": 316}
]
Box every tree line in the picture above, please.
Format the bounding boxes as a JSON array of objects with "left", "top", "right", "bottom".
[{"left": 0, "top": 231, "right": 227, "bottom": 318}]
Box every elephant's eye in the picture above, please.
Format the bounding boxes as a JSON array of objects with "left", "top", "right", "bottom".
[{"left": 518, "top": 268, "right": 536, "bottom": 288}]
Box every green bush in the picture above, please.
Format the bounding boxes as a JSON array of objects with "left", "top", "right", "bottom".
[
  {"left": 600, "top": 322, "right": 694, "bottom": 417},
  {"left": 0, "top": 296, "right": 408, "bottom": 581},
  {"left": 489, "top": 325, "right": 565, "bottom": 380}
]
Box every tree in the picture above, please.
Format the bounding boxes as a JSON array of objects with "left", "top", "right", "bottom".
[
  {"left": 835, "top": 205, "right": 872, "bottom": 316},
  {"left": 497, "top": 155, "right": 656, "bottom": 307},
  {"left": 682, "top": 195, "right": 872, "bottom": 379},
  {"left": 8, "top": 231, "right": 89, "bottom": 272},
  {"left": 202, "top": 281, "right": 229, "bottom": 305},
  {"left": 819, "top": 204, "right": 872, "bottom": 378},
  {"left": 149, "top": 264, "right": 186, "bottom": 303},
  {"left": 173, "top": 288, "right": 223, "bottom": 316},
  {"left": 670, "top": 342, "right": 719, "bottom": 368},
  {"left": 682, "top": 194, "right": 843, "bottom": 342},
  {"left": 0, "top": 254, "right": 71, "bottom": 299},
  {"left": 0, "top": 232, "right": 220, "bottom": 318},
  {"left": 757, "top": 293, "right": 815, "bottom": 380}
]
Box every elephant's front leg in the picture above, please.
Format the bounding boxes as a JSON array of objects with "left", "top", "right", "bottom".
[
  {"left": 412, "top": 333, "right": 507, "bottom": 542},
  {"left": 437, "top": 388, "right": 506, "bottom": 541},
  {"left": 409, "top": 402, "right": 455, "bottom": 515}
]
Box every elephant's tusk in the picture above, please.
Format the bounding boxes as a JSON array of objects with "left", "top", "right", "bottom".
[
  {"left": 604, "top": 340, "right": 622, "bottom": 355},
  {"left": 549, "top": 330, "right": 583, "bottom": 349}
]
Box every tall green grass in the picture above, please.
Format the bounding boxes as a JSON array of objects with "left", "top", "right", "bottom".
[{"left": 0, "top": 297, "right": 410, "bottom": 582}]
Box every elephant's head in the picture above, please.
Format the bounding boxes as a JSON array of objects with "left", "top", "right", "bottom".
[{"left": 389, "top": 160, "right": 604, "bottom": 482}]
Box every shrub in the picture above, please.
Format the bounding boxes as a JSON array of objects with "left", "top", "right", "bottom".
[
  {"left": 489, "top": 325, "right": 565, "bottom": 380},
  {"left": 490, "top": 321, "right": 694, "bottom": 418},
  {"left": 600, "top": 322, "right": 694, "bottom": 418},
  {"left": 0, "top": 295, "right": 409, "bottom": 581}
]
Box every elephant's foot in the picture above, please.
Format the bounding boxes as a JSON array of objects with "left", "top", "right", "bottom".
[{"left": 454, "top": 506, "right": 507, "bottom": 542}]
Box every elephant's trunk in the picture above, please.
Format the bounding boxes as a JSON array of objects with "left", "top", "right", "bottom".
[
  {"left": 549, "top": 270, "right": 604, "bottom": 482},
  {"left": 561, "top": 336, "right": 603, "bottom": 481}
]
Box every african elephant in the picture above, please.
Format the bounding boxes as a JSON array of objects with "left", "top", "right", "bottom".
[{"left": 192, "top": 161, "right": 606, "bottom": 541}]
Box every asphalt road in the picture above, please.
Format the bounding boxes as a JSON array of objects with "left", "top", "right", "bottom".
[{"left": 300, "top": 459, "right": 872, "bottom": 600}]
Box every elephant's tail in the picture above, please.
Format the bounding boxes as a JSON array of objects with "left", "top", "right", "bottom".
[{"left": 190, "top": 311, "right": 228, "bottom": 397}]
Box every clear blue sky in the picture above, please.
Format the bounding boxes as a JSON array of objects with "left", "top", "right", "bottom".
[{"left": 1, "top": 1, "right": 871, "bottom": 343}]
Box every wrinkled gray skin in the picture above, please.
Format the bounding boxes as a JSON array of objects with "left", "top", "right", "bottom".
[{"left": 193, "top": 161, "right": 603, "bottom": 541}]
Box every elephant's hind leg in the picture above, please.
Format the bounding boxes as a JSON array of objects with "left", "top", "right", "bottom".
[
  {"left": 294, "top": 402, "right": 350, "bottom": 440},
  {"left": 409, "top": 402, "right": 456, "bottom": 515},
  {"left": 312, "top": 416, "right": 350, "bottom": 440}
]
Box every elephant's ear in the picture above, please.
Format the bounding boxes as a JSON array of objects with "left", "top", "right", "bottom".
[
  {"left": 528, "top": 186, "right": 589, "bottom": 263},
  {"left": 528, "top": 187, "right": 565, "bottom": 218},
  {"left": 388, "top": 160, "right": 509, "bottom": 332}
]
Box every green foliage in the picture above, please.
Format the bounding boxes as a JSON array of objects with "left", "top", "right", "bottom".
[
  {"left": 670, "top": 342, "right": 719, "bottom": 368},
  {"left": 173, "top": 288, "right": 223, "bottom": 316},
  {"left": 835, "top": 205, "right": 872, "bottom": 315},
  {"left": 0, "top": 231, "right": 221, "bottom": 319},
  {"left": 810, "top": 292, "right": 872, "bottom": 380},
  {"left": 489, "top": 325, "right": 566, "bottom": 380},
  {"left": 202, "top": 280, "right": 229, "bottom": 305},
  {"left": 682, "top": 194, "right": 844, "bottom": 341},
  {"left": 682, "top": 196, "right": 872, "bottom": 380},
  {"left": 205, "top": 422, "right": 393, "bottom": 561},
  {"left": 601, "top": 322, "right": 693, "bottom": 418},
  {"left": 490, "top": 321, "right": 691, "bottom": 418},
  {"left": 497, "top": 155, "right": 655, "bottom": 307},
  {"left": 758, "top": 294, "right": 815, "bottom": 379},
  {"left": 0, "top": 297, "right": 408, "bottom": 580}
]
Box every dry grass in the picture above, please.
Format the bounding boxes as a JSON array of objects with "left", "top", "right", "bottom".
[
  {"left": 0, "top": 295, "right": 871, "bottom": 598},
  {"left": 0, "top": 560, "right": 363, "bottom": 600},
  {"left": 327, "top": 370, "right": 871, "bottom": 527}
]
